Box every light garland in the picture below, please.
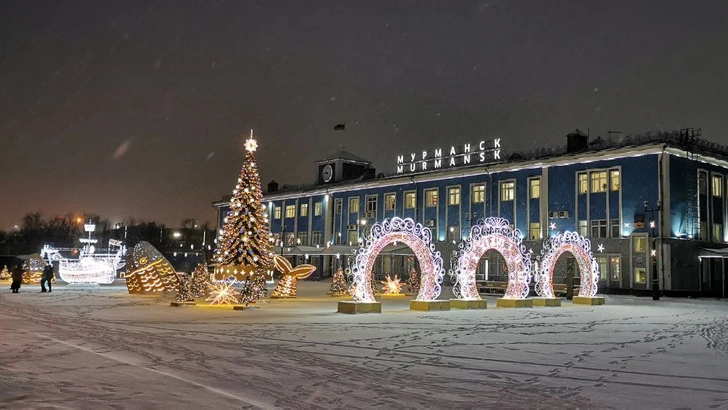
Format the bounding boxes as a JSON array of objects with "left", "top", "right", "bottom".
[
  {"left": 451, "top": 217, "right": 532, "bottom": 300},
  {"left": 535, "top": 231, "right": 599, "bottom": 298},
  {"left": 351, "top": 217, "right": 444, "bottom": 302}
]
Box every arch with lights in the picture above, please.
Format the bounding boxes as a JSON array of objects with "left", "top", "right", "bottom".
[
  {"left": 535, "top": 231, "right": 599, "bottom": 298},
  {"left": 451, "top": 217, "right": 532, "bottom": 300},
  {"left": 351, "top": 217, "right": 444, "bottom": 302}
]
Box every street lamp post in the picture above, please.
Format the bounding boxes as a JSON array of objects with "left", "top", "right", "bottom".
[{"left": 643, "top": 200, "right": 662, "bottom": 300}]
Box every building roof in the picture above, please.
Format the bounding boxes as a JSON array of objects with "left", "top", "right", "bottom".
[{"left": 316, "top": 150, "right": 372, "bottom": 165}]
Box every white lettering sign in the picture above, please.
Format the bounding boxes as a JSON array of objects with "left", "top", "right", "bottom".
[{"left": 394, "top": 139, "right": 504, "bottom": 174}]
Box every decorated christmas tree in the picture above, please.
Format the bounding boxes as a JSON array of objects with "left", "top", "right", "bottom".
[
  {"left": 175, "top": 274, "right": 193, "bottom": 302},
  {"left": 407, "top": 267, "right": 421, "bottom": 295},
  {"left": 213, "top": 130, "right": 274, "bottom": 304},
  {"left": 190, "top": 263, "right": 210, "bottom": 298},
  {"left": 0, "top": 265, "right": 10, "bottom": 280},
  {"left": 329, "top": 267, "right": 348, "bottom": 295},
  {"left": 240, "top": 274, "right": 267, "bottom": 306}
]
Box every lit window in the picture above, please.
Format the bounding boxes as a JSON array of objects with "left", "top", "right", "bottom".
[
  {"left": 405, "top": 191, "right": 416, "bottom": 209},
  {"left": 335, "top": 199, "right": 342, "bottom": 215},
  {"left": 300, "top": 203, "right": 308, "bottom": 217},
  {"left": 712, "top": 175, "right": 723, "bottom": 197},
  {"left": 578, "top": 220, "right": 588, "bottom": 237},
  {"left": 596, "top": 256, "right": 608, "bottom": 281},
  {"left": 529, "top": 178, "right": 540, "bottom": 199},
  {"left": 634, "top": 268, "right": 647, "bottom": 284},
  {"left": 274, "top": 206, "right": 281, "bottom": 219},
  {"left": 314, "top": 202, "right": 322, "bottom": 216},
  {"left": 578, "top": 173, "right": 588, "bottom": 194},
  {"left": 285, "top": 205, "right": 295, "bottom": 218},
  {"left": 448, "top": 187, "right": 460, "bottom": 206},
  {"left": 384, "top": 193, "right": 396, "bottom": 211},
  {"left": 713, "top": 223, "right": 723, "bottom": 242},
  {"left": 591, "top": 171, "right": 607, "bottom": 193},
  {"left": 634, "top": 237, "right": 646, "bottom": 253},
  {"left": 529, "top": 222, "right": 541, "bottom": 240},
  {"left": 500, "top": 181, "right": 515, "bottom": 201},
  {"left": 471, "top": 185, "right": 485, "bottom": 204},
  {"left": 610, "top": 256, "right": 620, "bottom": 281},
  {"left": 349, "top": 197, "right": 359, "bottom": 214},
  {"left": 425, "top": 189, "right": 438, "bottom": 207},
  {"left": 610, "top": 169, "right": 620, "bottom": 191}
]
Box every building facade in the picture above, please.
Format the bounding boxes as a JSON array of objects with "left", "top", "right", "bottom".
[{"left": 214, "top": 129, "right": 728, "bottom": 297}]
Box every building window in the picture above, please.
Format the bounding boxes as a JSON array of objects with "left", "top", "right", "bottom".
[
  {"left": 590, "top": 219, "right": 607, "bottom": 238},
  {"left": 578, "top": 220, "right": 588, "bottom": 237},
  {"left": 347, "top": 229, "right": 358, "bottom": 246},
  {"left": 425, "top": 189, "right": 438, "bottom": 207},
  {"left": 712, "top": 175, "right": 723, "bottom": 197},
  {"left": 300, "top": 203, "right": 308, "bottom": 217},
  {"left": 366, "top": 195, "right": 377, "bottom": 214},
  {"left": 349, "top": 197, "right": 359, "bottom": 214},
  {"left": 447, "top": 226, "right": 460, "bottom": 242},
  {"left": 610, "top": 169, "right": 620, "bottom": 191},
  {"left": 634, "top": 236, "right": 646, "bottom": 253},
  {"left": 529, "top": 178, "right": 540, "bottom": 199},
  {"left": 384, "top": 193, "right": 395, "bottom": 211},
  {"left": 596, "top": 256, "right": 608, "bottom": 281},
  {"left": 610, "top": 256, "right": 621, "bottom": 282},
  {"left": 713, "top": 223, "right": 723, "bottom": 242},
  {"left": 578, "top": 173, "right": 588, "bottom": 194},
  {"left": 314, "top": 202, "right": 322, "bottom": 216},
  {"left": 634, "top": 268, "right": 647, "bottom": 284},
  {"left": 471, "top": 185, "right": 485, "bottom": 204},
  {"left": 610, "top": 219, "right": 620, "bottom": 238},
  {"left": 285, "top": 205, "right": 295, "bottom": 218},
  {"left": 405, "top": 191, "right": 416, "bottom": 209},
  {"left": 448, "top": 187, "right": 460, "bottom": 206},
  {"left": 591, "top": 171, "right": 608, "bottom": 193},
  {"left": 274, "top": 206, "right": 281, "bottom": 219},
  {"left": 500, "top": 181, "right": 515, "bottom": 201},
  {"left": 335, "top": 199, "right": 342, "bottom": 215},
  {"left": 297, "top": 232, "right": 308, "bottom": 245},
  {"left": 312, "top": 231, "right": 323, "bottom": 245},
  {"left": 529, "top": 222, "right": 541, "bottom": 240}
]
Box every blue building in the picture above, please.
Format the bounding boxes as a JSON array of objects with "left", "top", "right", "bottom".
[{"left": 214, "top": 128, "right": 728, "bottom": 297}]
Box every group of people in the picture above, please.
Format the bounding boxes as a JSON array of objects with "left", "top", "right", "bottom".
[{"left": 9, "top": 262, "right": 54, "bottom": 293}]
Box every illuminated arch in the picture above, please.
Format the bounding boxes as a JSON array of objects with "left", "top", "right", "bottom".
[
  {"left": 451, "top": 217, "right": 532, "bottom": 300},
  {"left": 536, "top": 231, "right": 599, "bottom": 298},
  {"left": 351, "top": 217, "right": 444, "bottom": 302}
]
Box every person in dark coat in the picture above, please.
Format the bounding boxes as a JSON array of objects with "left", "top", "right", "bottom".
[
  {"left": 41, "top": 262, "right": 53, "bottom": 292},
  {"left": 10, "top": 262, "right": 23, "bottom": 293}
]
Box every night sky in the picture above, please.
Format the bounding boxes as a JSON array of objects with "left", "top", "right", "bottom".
[{"left": 2, "top": 0, "right": 727, "bottom": 230}]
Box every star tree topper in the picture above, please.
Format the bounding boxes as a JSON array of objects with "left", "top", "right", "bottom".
[{"left": 245, "top": 129, "right": 258, "bottom": 152}]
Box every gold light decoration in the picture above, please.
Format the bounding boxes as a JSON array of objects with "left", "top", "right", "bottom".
[
  {"left": 206, "top": 278, "right": 239, "bottom": 305},
  {"left": 213, "top": 265, "right": 256, "bottom": 282},
  {"left": 382, "top": 274, "right": 404, "bottom": 295},
  {"left": 271, "top": 255, "right": 316, "bottom": 298},
  {"left": 125, "top": 241, "right": 180, "bottom": 294}
]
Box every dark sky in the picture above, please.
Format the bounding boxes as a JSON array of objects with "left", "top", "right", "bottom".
[{"left": 2, "top": 0, "right": 727, "bottom": 230}]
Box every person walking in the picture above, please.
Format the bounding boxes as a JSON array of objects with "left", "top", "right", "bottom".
[
  {"left": 41, "top": 262, "right": 53, "bottom": 292},
  {"left": 10, "top": 262, "right": 23, "bottom": 293}
]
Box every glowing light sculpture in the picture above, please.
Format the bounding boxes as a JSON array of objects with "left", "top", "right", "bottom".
[
  {"left": 381, "top": 274, "right": 404, "bottom": 295},
  {"left": 206, "top": 277, "right": 239, "bottom": 305},
  {"left": 536, "top": 231, "right": 599, "bottom": 298},
  {"left": 271, "top": 255, "right": 316, "bottom": 298},
  {"left": 351, "top": 217, "right": 444, "bottom": 302},
  {"left": 451, "top": 217, "right": 532, "bottom": 300},
  {"left": 42, "top": 243, "right": 126, "bottom": 285},
  {"left": 125, "top": 241, "right": 180, "bottom": 294}
]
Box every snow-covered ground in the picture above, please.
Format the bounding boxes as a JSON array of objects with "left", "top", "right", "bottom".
[{"left": 1, "top": 280, "right": 728, "bottom": 409}]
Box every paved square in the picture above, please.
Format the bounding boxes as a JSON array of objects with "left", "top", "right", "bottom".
[{"left": 1, "top": 281, "right": 727, "bottom": 409}]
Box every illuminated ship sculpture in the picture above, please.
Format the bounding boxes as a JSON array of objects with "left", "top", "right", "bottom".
[{"left": 41, "top": 223, "right": 126, "bottom": 285}]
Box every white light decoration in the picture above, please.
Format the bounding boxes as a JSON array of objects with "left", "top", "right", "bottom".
[
  {"left": 450, "top": 217, "right": 532, "bottom": 300},
  {"left": 351, "top": 217, "right": 444, "bottom": 302},
  {"left": 42, "top": 243, "right": 126, "bottom": 285},
  {"left": 535, "top": 231, "right": 599, "bottom": 298},
  {"left": 597, "top": 244, "right": 605, "bottom": 253},
  {"left": 245, "top": 129, "right": 258, "bottom": 152},
  {"left": 549, "top": 222, "right": 557, "bottom": 230},
  {"left": 207, "top": 277, "right": 239, "bottom": 305}
]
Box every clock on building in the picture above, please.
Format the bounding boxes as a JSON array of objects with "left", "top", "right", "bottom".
[{"left": 321, "top": 164, "right": 333, "bottom": 183}]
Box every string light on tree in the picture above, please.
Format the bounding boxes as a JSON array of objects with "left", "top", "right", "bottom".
[{"left": 329, "top": 267, "right": 348, "bottom": 295}]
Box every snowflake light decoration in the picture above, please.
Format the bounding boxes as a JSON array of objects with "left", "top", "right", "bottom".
[
  {"left": 535, "top": 231, "right": 599, "bottom": 298},
  {"left": 245, "top": 129, "right": 258, "bottom": 152},
  {"left": 206, "top": 277, "right": 239, "bottom": 305},
  {"left": 351, "top": 217, "right": 444, "bottom": 302},
  {"left": 381, "top": 274, "right": 404, "bottom": 295}
]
